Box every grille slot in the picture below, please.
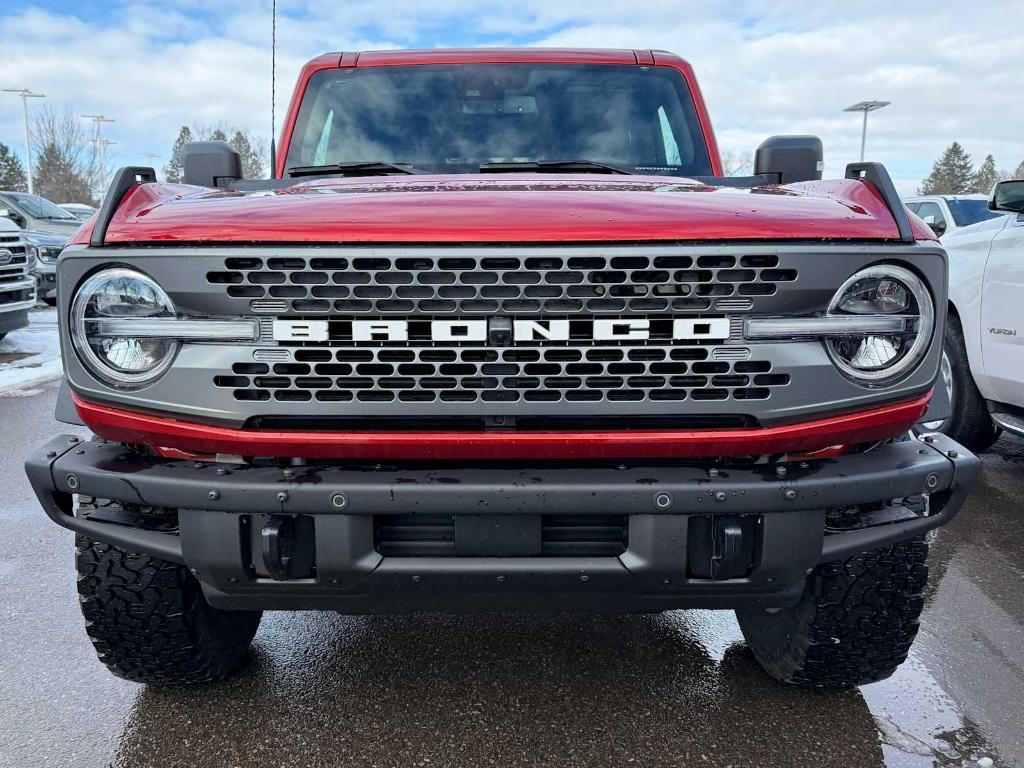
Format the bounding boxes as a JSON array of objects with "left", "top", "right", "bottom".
[
  {"left": 373, "top": 514, "right": 628, "bottom": 557},
  {"left": 206, "top": 252, "right": 798, "bottom": 315},
  {"left": 220, "top": 345, "right": 788, "bottom": 404}
]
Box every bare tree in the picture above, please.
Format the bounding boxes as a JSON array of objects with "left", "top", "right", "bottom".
[
  {"left": 721, "top": 149, "right": 753, "bottom": 177},
  {"left": 31, "top": 106, "right": 97, "bottom": 203}
]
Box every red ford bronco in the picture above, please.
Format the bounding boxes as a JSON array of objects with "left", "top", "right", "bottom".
[{"left": 27, "top": 48, "right": 978, "bottom": 688}]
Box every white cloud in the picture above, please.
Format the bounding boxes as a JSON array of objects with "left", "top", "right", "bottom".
[{"left": 1, "top": 0, "right": 1021, "bottom": 194}]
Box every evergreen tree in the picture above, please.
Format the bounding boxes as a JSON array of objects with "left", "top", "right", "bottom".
[
  {"left": 1014, "top": 161, "right": 1024, "bottom": 180},
  {"left": 971, "top": 154, "right": 1000, "bottom": 195},
  {"left": 33, "top": 141, "right": 93, "bottom": 203},
  {"left": 163, "top": 126, "right": 193, "bottom": 183},
  {"left": 0, "top": 143, "right": 28, "bottom": 191},
  {"left": 229, "top": 130, "right": 267, "bottom": 179},
  {"left": 209, "top": 128, "right": 227, "bottom": 142},
  {"left": 918, "top": 142, "right": 974, "bottom": 195}
]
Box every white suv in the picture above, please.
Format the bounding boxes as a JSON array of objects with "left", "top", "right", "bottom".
[
  {"left": 904, "top": 194, "right": 1003, "bottom": 239},
  {"left": 922, "top": 181, "right": 1024, "bottom": 447}
]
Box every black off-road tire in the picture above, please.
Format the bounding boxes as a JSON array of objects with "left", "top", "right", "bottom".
[
  {"left": 916, "top": 313, "right": 999, "bottom": 451},
  {"left": 736, "top": 538, "right": 929, "bottom": 690},
  {"left": 76, "top": 535, "right": 262, "bottom": 684}
]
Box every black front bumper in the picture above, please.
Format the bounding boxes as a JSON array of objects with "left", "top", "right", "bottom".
[{"left": 26, "top": 433, "right": 979, "bottom": 613}]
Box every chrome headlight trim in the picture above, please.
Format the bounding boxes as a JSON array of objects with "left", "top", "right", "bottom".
[
  {"left": 824, "top": 264, "right": 934, "bottom": 384},
  {"left": 70, "top": 267, "right": 179, "bottom": 387}
]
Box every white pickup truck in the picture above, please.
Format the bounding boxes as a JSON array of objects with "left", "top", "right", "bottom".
[{"left": 923, "top": 179, "right": 1024, "bottom": 448}]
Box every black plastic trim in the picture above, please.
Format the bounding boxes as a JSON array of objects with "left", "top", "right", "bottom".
[
  {"left": 26, "top": 433, "right": 978, "bottom": 587},
  {"left": 845, "top": 162, "right": 915, "bottom": 243},
  {"left": 89, "top": 166, "right": 157, "bottom": 247}
]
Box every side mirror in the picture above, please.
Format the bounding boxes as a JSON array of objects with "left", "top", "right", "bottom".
[
  {"left": 754, "top": 135, "right": 824, "bottom": 184},
  {"left": 989, "top": 179, "right": 1024, "bottom": 213},
  {"left": 0, "top": 207, "right": 25, "bottom": 227},
  {"left": 180, "top": 141, "right": 242, "bottom": 188},
  {"left": 927, "top": 218, "right": 946, "bottom": 237}
]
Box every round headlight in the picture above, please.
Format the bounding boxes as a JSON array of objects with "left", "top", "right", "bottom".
[
  {"left": 71, "top": 268, "right": 178, "bottom": 386},
  {"left": 825, "top": 265, "right": 934, "bottom": 383}
]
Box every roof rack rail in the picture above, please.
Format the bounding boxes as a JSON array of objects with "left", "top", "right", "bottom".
[
  {"left": 845, "top": 162, "right": 914, "bottom": 243},
  {"left": 90, "top": 166, "right": 156, "bottom": 247}
]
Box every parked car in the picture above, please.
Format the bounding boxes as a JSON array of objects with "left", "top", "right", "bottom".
[
  {"left": 904, "top": 194, "right": 1004, "bottom": 239},
  {"left": 58, "top": 203, "right": 97, "bottom": 221},
  {"left": 0, "top": 190, "right": 85, "bottom": 237},
  {"left": 0, "top": 217, "right": 36, "bottom": 342},
  {"left": 26, "top": 48, "right": 979, "bottom": 690},
  {"left": 21, "top": 229, "right": 67, "bottom": 305},
  {"left": 919, "top": 180, "right": 1024, "bottom": 448}
]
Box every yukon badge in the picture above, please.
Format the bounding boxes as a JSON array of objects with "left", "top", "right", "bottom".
[{"left": 272, "top": 317, "right": 732, "bottom": 344}]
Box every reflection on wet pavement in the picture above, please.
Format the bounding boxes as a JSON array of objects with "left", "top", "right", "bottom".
[{"left": 1, "top": 385, "right": 1021, "bottom": 768}]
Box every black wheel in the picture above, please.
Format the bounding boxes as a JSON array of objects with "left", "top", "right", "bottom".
[
  {"left": 915, "top": 313, "right": 999, "bottom": 451},
  {"left": 736, "top": 538, "right": 928, "bottom": 690},
  {"left": 76, "top": 535, "right": 262, "bottom": 684},
  {"left": 42, "top": 296, "right": 57, "bottom": 306}
]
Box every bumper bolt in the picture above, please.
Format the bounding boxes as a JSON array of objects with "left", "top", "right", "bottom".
[
  {"left": 925, "top": 473, "right": 940, "bottom": 490},
  {"left": 216, "top": 467, "right": 228, "bottom": 476},
  {"left": 68, "top": 436, "right": 80, "bottom": 444},
  {"left": 277, "top": 491, "right": 289, "bottom": 503},
  {"left": 66, "top": 474, "right": 79, "bottom": 491},
  {"left": 45, "top": 450, "right": 56, "bottom": 459},
  {"left": 713, "top": 491, "right": 727, "bottom": 502},
  {"left": 208, "top": 490, "right": 220, "bottom": 500},
  {"left": 496, "top": 575, "right": 506, "bottom": 583},
  {"left": 948, "top": 450, "right": 959, "bottom": 459},
  {"left": 799, "top": 461, "right": 810, "bottom": 469},
  {"left": 784, "top": 489, "right": 797, "bottom": 500},
  {"left": 412, "top": 575, "right": 421, "bottom": 583},
  {"left": 654, "top": 492, "right": 673, "bottom": 509},
  {"left": 282, "top": 468, "right": 294, "bottom": 478},
  {"left": 330, "top": 493, "right": 348, "bottom": 509},
  {"left": 775, "top": 466, "right": 788, "bottom": 478},
  {"left": 580, "top": 574, "right": 590, "bottom": 583},
  {"left": 708, "top": 467, "right": 720, "bottom": 478},
  {"left": 922, "top": 435, "right": 935, "bottom": 444}
]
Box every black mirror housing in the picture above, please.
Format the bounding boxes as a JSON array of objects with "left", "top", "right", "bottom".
[
  {"left": 180, "top": 141, "right": 242, "bottom": 188},
  {"left": 754, "top": 136, "right": 824, "bottom": 184},
  {"left": 989, "top": 179, "right": 1024, "bottom": 213}
]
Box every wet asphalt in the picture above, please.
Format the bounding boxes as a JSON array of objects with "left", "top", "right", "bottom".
[{"left": 1, "top": 382, "right": 1022, "bottom": 768}]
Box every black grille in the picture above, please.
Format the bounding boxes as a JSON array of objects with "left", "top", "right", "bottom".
[
  {"left": 217, "top": 347, "right": 788, "bottom": 404},
  {"left": 374, "top": 514, "right": 628, "bottom": 557},
  {"left": 207, "top": 253, "right": 796, "bottom": 315}
]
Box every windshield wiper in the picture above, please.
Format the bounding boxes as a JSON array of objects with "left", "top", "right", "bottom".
[
  {"left": 287, "top": 162, "right": 422, "bottom": 178},
  {"left": 479, "top": 160, "right": 633, "bottom": 175}
]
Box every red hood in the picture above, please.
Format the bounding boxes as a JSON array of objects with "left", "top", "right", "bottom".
[{"left": 80, "top": 174, "right": 933, "bottom": 245}]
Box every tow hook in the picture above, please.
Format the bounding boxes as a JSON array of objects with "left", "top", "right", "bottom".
[{"left": 256, "top": 515, "right": 316, "bottom": 580}]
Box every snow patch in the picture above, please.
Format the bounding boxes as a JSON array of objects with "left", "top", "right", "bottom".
[{"left": 0, "top": 308, "right": 64, "bottom": 396}]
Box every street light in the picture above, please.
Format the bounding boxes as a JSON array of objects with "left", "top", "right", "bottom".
[
  {"left": 3, "top": 88, "right": 46, "bottom": 194},
  {"left": 844, "top": 100, "right": 891, "bottom": 162}
]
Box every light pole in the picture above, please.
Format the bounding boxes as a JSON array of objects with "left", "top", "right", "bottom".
[
  {"left": 82, "top": 115, "right": 115, "bottom": 194},
  {"left": 843, "top": 101, "right": 891, "bottom": 162},
  {"left": 3, "top": 88, "right": 46, "bottom": 194}
]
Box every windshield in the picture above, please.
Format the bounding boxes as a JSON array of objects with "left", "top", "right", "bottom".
[
  {"left": 946, "top": 199, "right": 1003, "bottom": 227},
  {"left": 1, "top": 192, "right": 78, "bottom": 220},
  {"left": 285, "top": 64, "right": 713, "bottom": 177}
]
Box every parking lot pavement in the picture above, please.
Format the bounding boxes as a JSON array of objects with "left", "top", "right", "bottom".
[
  {"left": 0, "top": 307, "right": 62, "bottom": 395},
  {"left": 1, "top": 383, "right": 1021, "bottom": 768}
]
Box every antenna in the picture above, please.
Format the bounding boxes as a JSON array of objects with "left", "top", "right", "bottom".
[{"left": 270, "top": 0, "right": 277, "bottom": 178}]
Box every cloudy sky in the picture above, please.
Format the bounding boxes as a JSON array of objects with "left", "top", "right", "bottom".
[{"left": 1, "top": 0, "right": 1021, "bottom": 194}]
